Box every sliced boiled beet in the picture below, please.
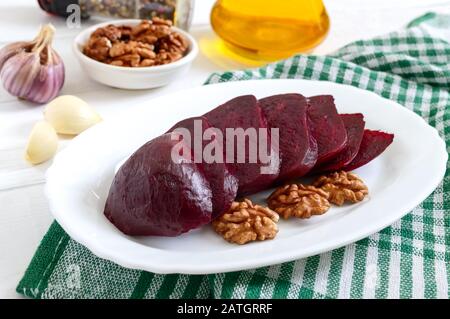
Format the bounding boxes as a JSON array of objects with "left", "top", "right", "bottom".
[
  {"left": 204, "top": 95, "right": 280, "bottom": 195},
  {"left": 315, "top": 113, "right": 365, "bottom": 172},
  {"left": 104, "top": 133, "right": 213, "bottom": 236},
  {"left": 343, "top": 129, "right": 394, "bottom": 171},
  {"left": 307, "top": 95, "right": 348, "bottom": 164},
  {"left": 259, "top": 93, "right": 317, "bottom": 182},
  {"left": 167, "top": 116, "right": 238, "bottom": 219}
]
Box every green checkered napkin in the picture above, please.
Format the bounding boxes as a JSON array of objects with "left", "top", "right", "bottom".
[{"left": 17, "top": 13, "right": 449, "bottom": 299}]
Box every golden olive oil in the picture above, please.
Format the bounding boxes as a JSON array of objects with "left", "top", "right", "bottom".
[{"left": 210, "top": 0, "right": 330, "bottom": 60}]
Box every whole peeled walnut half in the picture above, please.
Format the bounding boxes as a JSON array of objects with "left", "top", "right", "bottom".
[{"left": 212, "top": 199, "right": 279, "bottom": 245}]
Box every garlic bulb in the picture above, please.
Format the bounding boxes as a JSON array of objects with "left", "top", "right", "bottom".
[
  {"left": 44, "top": 95, "right": 102, "bottom": 135},
  {"left": 25, "top": 121, "right": 58, "bottom": 165},
  {"left": 0, "top": 24, "right": 65, "bottom": 104}
]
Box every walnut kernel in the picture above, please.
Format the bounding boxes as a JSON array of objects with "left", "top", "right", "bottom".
[
  {"left": 313, "top": 171, "right": 368, "bottom": 206},
  {"left": 212, "top": 199, "right": 279, "bottom": 245},
  {"left": 267, "top": 184, "right": 330, "bottom": 219},
  {"left": 83, "top": 18, "right": 188, "bottom": 68}
]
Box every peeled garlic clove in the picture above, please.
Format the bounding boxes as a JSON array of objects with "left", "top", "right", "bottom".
[
  {"left": 25, "top": 121, "right": 58, "bottom": 165},
  {"left": 44, "top": 95, "right": 102, "bottom": 135}
]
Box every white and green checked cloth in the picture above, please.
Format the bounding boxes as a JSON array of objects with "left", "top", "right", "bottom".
[{"left": 17, "top": 13, "right": 449, "bottom": 299}]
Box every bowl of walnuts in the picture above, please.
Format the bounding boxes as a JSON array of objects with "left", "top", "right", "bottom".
[{"left": 73, "top": 18, "right": 198, "bottom": 89}]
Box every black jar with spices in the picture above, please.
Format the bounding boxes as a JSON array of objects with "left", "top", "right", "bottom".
[{"left": 37, "top": 0, "right": 195, "bottom": 30}]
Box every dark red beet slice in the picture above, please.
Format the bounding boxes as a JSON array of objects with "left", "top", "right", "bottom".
[
  {"left": 167, "top": 116, "right": 238, "bottom": 219},
  {"left": 204, "top": 95, "right": 280, "bottom": 195},
  {"left": 259, "top": 94, "right": 317, "bottom": 182},
  {"left": 307, "top": 95, "right": 347, "bottom": 164},
  {"left": 315, "top": 113, "right": 365, "bottom": 172},
  {"left": 343, "top": 130, "right": 394, "bottom": 171},
  {"left": 104, "top": 133, "right": 213, "bottom": 236}
]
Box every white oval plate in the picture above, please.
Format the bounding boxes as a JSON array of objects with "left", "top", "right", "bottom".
[{"left": 46, "top": 79, "right": 447, "bottom": 274}]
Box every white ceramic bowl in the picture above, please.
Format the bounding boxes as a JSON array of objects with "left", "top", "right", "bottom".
[{"left": 73, "top": 19, "right": 198, "bottom": 90}]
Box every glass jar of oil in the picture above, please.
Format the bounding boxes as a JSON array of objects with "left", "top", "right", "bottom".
[{"left": 210, "top": 0, "right": 330, "bottom": 61}]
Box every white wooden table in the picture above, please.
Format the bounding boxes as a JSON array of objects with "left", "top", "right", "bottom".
[{"left": 1, "top": 0, "right": 449, "bottom": 299}]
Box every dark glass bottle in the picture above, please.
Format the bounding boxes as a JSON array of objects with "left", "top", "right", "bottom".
[{"left": 38, "top": 0, "right": 195, "bottom": 30}]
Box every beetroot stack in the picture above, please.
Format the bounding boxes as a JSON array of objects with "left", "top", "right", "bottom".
[{"left": 104, "top": 94, "right": 394, "bottom": 237}]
